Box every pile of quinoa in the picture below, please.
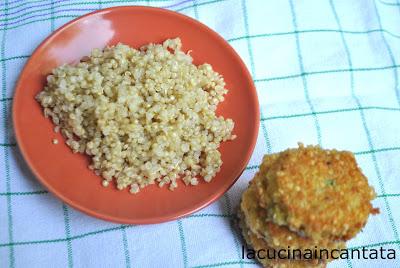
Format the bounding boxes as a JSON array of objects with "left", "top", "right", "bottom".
[{"left": 36, "top": 38, "right": 236, "bottom": 194}]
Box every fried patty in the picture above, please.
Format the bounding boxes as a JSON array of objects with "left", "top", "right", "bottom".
[
  {"left": 254, "top": 144, "right": 378, "bottom": 241},
  {"left": 237, "top": 209, "right": 327, "bottom": 268},
  {"left": 240, "top": 182, "right": 345, "bottom": 257}
]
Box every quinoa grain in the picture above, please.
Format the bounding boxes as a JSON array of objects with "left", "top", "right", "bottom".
[{"left": 36, "top": 38, "right": 235, "bottom": 194}]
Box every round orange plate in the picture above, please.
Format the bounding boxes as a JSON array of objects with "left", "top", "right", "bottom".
[{"left": 13, "top": 6, "right": 259, "bottom": 224}]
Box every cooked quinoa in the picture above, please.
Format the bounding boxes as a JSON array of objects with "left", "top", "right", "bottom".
[{"left": 36, "top": 38, "right": 235, "bottom": 193}]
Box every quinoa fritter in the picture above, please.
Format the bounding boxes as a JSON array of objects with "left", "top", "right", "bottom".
[
  {"left": 238, "top": 209, "right": 327, "bottom": 268},
  {"left": 240, "top": 182, "right": 345, "bottom": 257},
  {"left": 254, "top": 144, "right": 378, "bottom": 241}
]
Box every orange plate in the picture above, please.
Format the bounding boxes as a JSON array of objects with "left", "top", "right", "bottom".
[{"left": 13, "top": 6, "right": 259, "bottom": 224}]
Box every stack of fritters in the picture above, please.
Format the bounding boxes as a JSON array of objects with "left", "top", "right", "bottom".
[{"left": 238, "top": 144, "right": 379, "bottom": 268}]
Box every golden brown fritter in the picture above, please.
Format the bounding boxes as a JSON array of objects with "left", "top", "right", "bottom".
[
  {"left": 252, "top": 153, "right": 280, "bottom": 213},
  {"left": 237, "top": 209, "right": 327, "bottom": 268},
  {"left": 254, "top": 144, "right": 379, "bottom": 241},
  {"left": 240, "top": 182, "right": 345, "bottom": 257}
]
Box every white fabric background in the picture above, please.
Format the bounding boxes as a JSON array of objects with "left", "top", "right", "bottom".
[{"left": 1, "top": 0, "right": 400, "bottom": 267}]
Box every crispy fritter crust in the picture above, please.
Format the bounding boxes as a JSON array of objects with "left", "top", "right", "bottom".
[
  {"left": 237, "top": 209, "right": 327, "bottom": 268},
  {"left": 254, "top": 144, "right": 378, "bottom": 241},
  {"left": 240, "top": 182, "right": 345, "bottom": 257}
]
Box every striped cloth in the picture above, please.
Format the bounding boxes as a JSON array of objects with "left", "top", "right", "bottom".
[{"left": 1, "top": 0, "right": 400, "bottom": 267}]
